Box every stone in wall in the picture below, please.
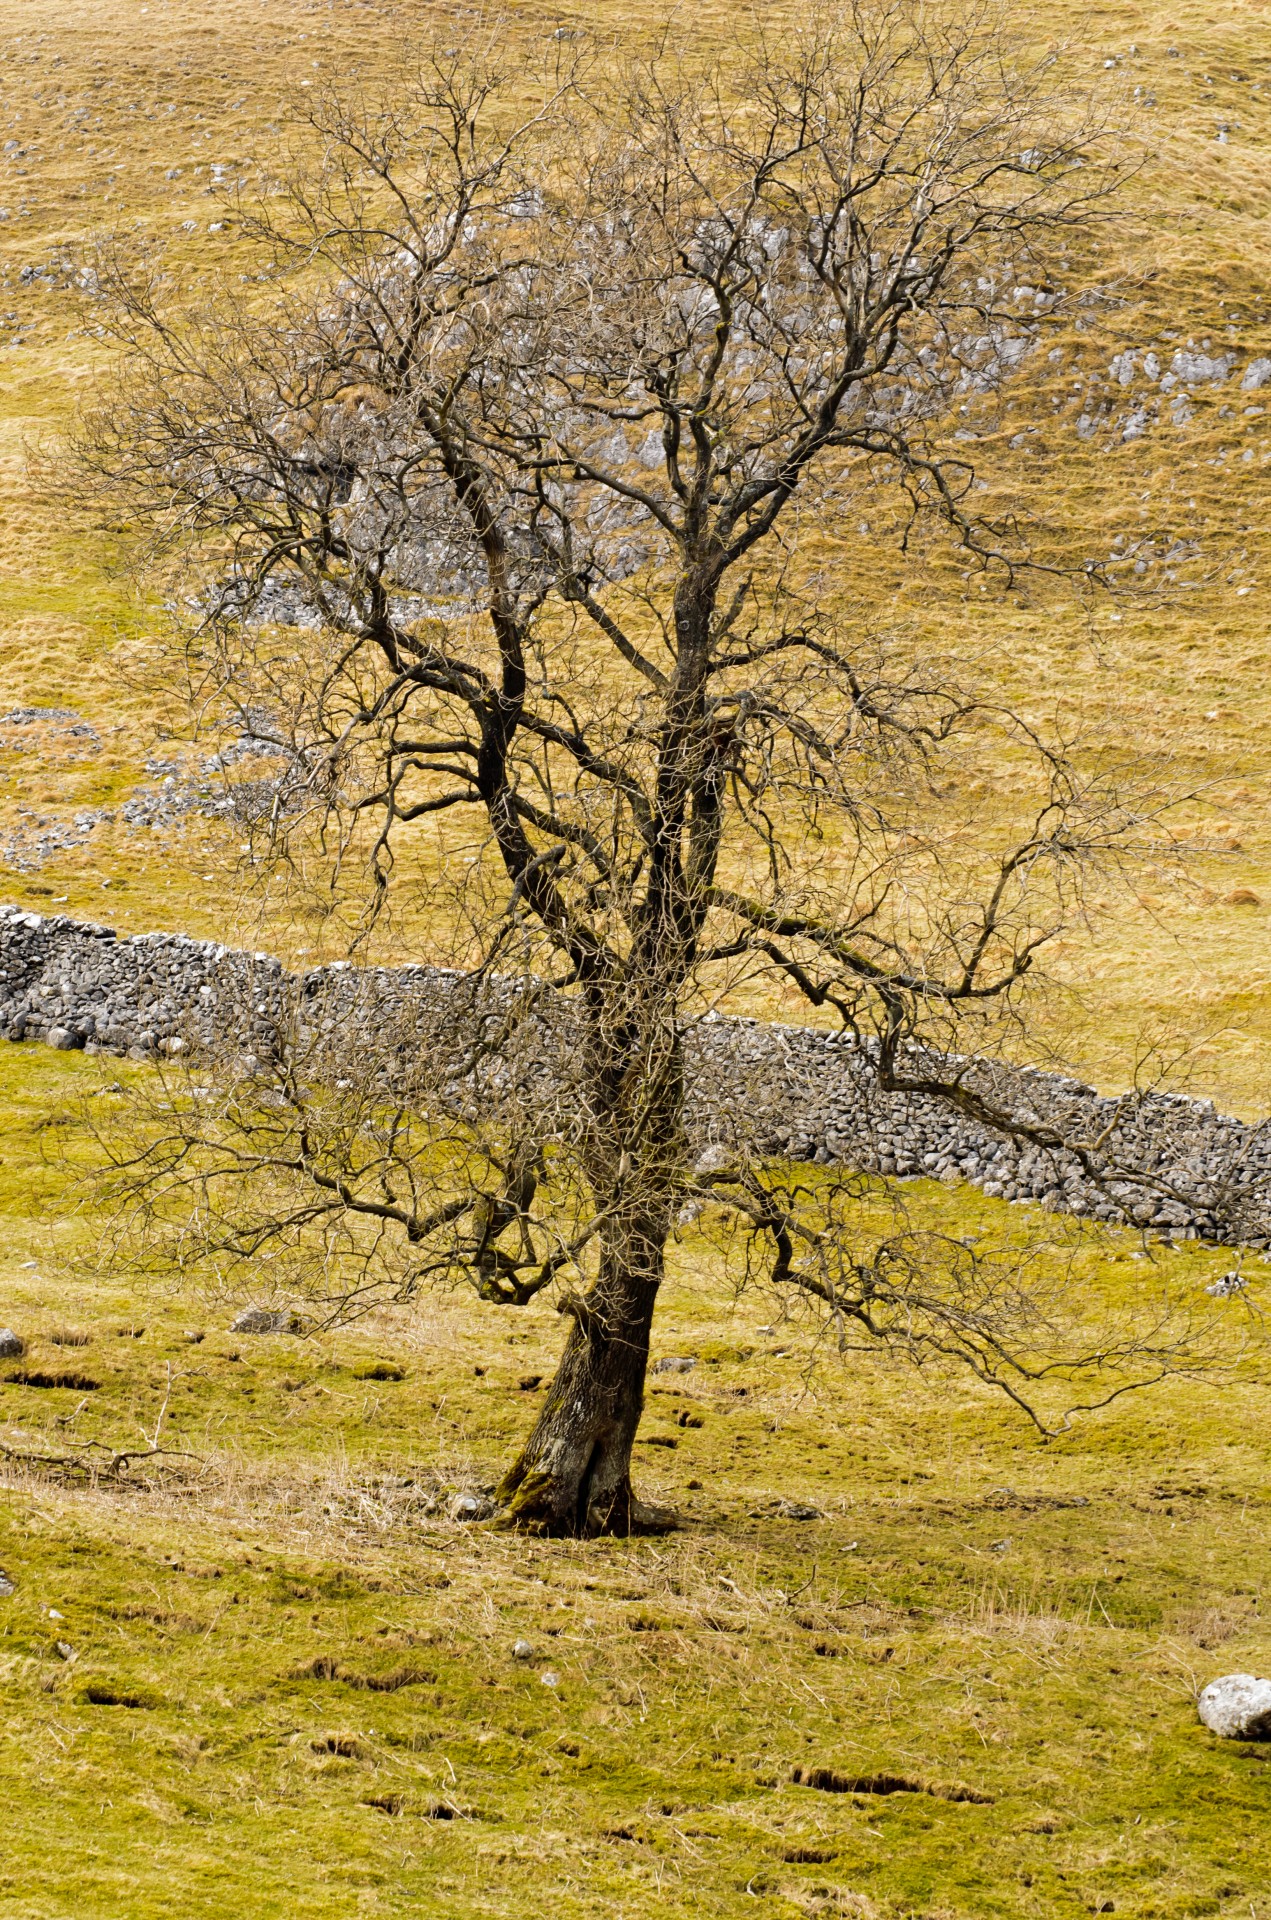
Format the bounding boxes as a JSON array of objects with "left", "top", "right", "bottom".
[{"left": 1, "top": 904, "right": 1267, "bottom": 1249}]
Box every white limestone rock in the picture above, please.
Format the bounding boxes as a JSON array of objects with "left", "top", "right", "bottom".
[{"left": 1197, "top": 1673, "right": 1271, "bottom": 1739}]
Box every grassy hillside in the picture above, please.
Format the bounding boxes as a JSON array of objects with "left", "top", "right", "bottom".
[
  {"left": 1, "top": 1045, "right": 1269, "bottom": 1920},
  {"left": 1, "top": 6, "right": 1270, "bottom": 1916},
  {"left": 0, "top": 0, "right": 1268, "bottom": 1107}
]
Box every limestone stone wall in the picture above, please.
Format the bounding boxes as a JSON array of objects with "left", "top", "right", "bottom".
[{"left": 2, "top": 904, "right": 1266, "bottom": 1248}]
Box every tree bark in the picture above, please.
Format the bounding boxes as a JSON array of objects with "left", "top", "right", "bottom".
[{"left": 495, "top": 1217, "right": 676, "bottom": 1536}]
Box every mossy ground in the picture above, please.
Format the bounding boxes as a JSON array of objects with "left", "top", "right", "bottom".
[{"left": 1, "top": 1045, "right": 1268, "bottom": 1919}]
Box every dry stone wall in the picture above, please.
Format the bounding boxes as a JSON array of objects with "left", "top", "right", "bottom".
[{"left": 2, "top": 903, "right": 1267, "bottom": 1249}]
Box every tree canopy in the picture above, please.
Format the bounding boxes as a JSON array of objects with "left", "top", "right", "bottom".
[{"left": 83, "top": 8, "right": 1213, "bottom": 1536}]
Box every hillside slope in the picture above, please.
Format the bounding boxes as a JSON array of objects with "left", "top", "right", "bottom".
[{"left": 0, "top": 0, "right": 1268, "bottom": 1108}]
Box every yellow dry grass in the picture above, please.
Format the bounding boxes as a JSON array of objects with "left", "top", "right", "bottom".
[{"left": 0, "top": 0, "right": 1267, "bottom": 1113}]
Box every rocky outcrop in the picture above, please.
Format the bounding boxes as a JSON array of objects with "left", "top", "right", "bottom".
[{"left": 2, "top": 903, "right": 1267, "bottom": 1248}]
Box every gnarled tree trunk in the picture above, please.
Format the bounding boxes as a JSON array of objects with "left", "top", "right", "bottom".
[{"left": 495, "top": 1215, "right": 675, "bottom": 1536}]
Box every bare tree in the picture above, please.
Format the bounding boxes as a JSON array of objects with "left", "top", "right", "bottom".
[{"left": 80, "top": 7, "right": 1189, "bottom": 1534}]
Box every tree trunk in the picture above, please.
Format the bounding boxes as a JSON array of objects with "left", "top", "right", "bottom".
[{"left": 495, "top": 1218, "right": 675, "bottom": 1536}]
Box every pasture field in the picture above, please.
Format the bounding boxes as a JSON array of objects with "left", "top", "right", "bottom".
[
  {"left": 0, "top": 3, "right": 1270, "bottom": 1915},
  {"left": 0, "top": 1044, "right": 1269, "bottom": 1920}
]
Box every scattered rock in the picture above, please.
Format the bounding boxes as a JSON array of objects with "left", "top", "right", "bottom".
[
  {"left": 1197, "top": 1673, "right": 1271, "bottom": 1739},
  {"left": 0, "top": 1328, "right": 24, "bottom": 1359},
  {"left": 540, "top": 1669, "right": 560, "bottom": 1688},
  {"left": 0, "top": 706, "right": 82, "bottom": 726},
  {"left": 229, "top": 1307, "right": 299, "bottom": 1335},
  {"left": 55, "top": 1640, "right": 75, "bottom": 1662},
  {"left": 512, "top": 1639, "right": 534, "bottom": 1660},
  {"left": 651, "top": 1355, "right": 696, "bottom": 1374},
  {"left": 1242, "top": 357, "right": 1271, "bottom": 391},
  {"left": 1206, "top": 1272, "right": 1249, "bottom": 1298},
  {"left": 773, "top": 1498, "right": 821, "bottom": 1521},
  {"left": 0, "top": 1569, "right": 15, "bottom": 1597},
  {"left": 45, "top": 1026, "right": 80, "bottom": 1050},
  {"left": 451, "top": 1492, "right": 493, "bottom": 1522},
  {"left": 1169, "top": 348, "right": 1234, "bottom": 385}
]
